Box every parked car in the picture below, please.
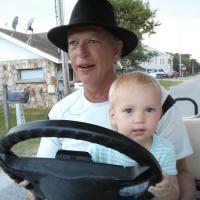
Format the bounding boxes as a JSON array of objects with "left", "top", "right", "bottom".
[
  {"left": 147, "top": 68, "right": 165, "bottom": 79},
  {"left": 147, "top": 68, "right": 156, "bottom": 78},
  {"left": 122, "top": 66, "right": 146, "bottom": 73},
  {"left": 157, "top": 68, "right": 165, "bottom": 78},
  {"left": 164, "top": 71, "right": 179, "bottom": 78}
]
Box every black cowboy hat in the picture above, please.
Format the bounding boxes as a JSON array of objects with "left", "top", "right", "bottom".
[{"left": 48, "top": 0, "right": 138, "bottom": 57}]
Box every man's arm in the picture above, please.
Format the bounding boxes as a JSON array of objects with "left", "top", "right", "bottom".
[{"left": 177, "top": 158, "right": 196, "bottom": 200}]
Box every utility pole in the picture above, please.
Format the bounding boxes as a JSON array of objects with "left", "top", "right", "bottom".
[
  {"left": 179, "top": 53, "right": 182, "bottom": 77},
  {"left": 55, "top": 0, "right": 70, "bottom": 96},
  {"left": 192, "top": 59, "right": 195, "bottom": 75},
  {"left": 178, "top": 34, "right": 182, "bottom": 77},
  {"left": 2, "top": 84, "right": 9, "bottom": 131}
]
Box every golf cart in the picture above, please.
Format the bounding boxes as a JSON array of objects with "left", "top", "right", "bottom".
[
  {"left": 175, "top": 97, "right": 200, "bottom": 199},
  {"left": 0, "top": 98, "right": 199, "bottom": 199}
]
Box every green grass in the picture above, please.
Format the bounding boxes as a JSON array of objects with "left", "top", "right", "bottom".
[
  {"left": 0, "top": 107, "right": 49, "bottom": 156},
  {"left": 0, "top": 107, "right": 49, "bottom": 135},
  {"left": 11, "top": 138, "right": 41, "bottom": 156},
  {"left": 159, "top": 79, "right": 183, "bottom": 90}
]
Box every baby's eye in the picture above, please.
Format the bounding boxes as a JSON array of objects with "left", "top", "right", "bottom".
[
  {"left": 145, "top": 108, "right": 155, "bottom": 113},
  {"left": 124, "top": 108, "right": 133, "bottom": 113}
]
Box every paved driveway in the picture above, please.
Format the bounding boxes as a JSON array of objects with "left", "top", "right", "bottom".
[
  {"left": 0, "top": 169, "right": 28, "bottom": 200},
  {"left": 170, "top": 74, "right": 200, "bottom": 117}
]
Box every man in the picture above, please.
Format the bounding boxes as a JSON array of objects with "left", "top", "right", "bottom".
[{"left": 36, "top": 0, "right": 195, "bottom": 199}]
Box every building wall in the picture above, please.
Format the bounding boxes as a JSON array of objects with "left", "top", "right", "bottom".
[
  {"left": 0, "top": 37, "right": 40, "bottom": 61},
  {"left": 140, "top": 50, "right": 173, "bottom": 72},
  {"left": 0, "top": 58, "right": 59, "bottom": 108}
]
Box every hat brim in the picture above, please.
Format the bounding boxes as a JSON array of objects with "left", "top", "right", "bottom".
[{"left": 47, "top": 24, "right": 138, "bottom": 58}]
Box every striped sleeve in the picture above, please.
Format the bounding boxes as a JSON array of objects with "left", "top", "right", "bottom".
[
  {"left": 151, "top": 135, "right": 177, "bottom": 175},
  {"left": 89, "top": 144, "right": 137, "bottom": 167}
]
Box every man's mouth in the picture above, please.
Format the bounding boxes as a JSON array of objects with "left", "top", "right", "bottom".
[{"left": 78, "top": 64, "right": 95, "bottom": 69}]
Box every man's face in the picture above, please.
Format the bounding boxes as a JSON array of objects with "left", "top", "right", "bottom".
[{"left": 67, "top": 26, "right": 122, "bottom": 87}]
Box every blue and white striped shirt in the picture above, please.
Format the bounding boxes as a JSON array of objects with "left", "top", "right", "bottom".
[{"left": 89, "top": 134, "right": 177, "bottom": 175}]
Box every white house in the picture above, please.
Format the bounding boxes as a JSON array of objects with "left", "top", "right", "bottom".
[
  {"left": 140, "top": 45, "right": 173, "bottom": 72},
  {"left": 0, "top": 28, "right": 75, "bottom": 108}
]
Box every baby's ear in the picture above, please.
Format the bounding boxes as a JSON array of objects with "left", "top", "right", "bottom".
[{"left": 109, "top": 108, "right": 117, "bottom": 130}]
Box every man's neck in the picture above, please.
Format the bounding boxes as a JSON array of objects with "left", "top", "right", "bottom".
[
  {"left": 83, "top": 75, "right": 116, "bottom": 103},
  {"left": 84, "top": 88, "right": 109, "bottom": 103}
]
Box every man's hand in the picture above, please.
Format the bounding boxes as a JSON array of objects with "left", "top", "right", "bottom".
[
  {"left": 18, "top": 180, "right": 46, "bottom": 200},
  {"left": 26, "top": 191, "right": 38, "bottom": 200}
]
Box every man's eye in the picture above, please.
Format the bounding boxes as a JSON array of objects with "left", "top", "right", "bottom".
[
  {"left": 88, "top": 39, "right": 99, "bottom": 44},
  {"left": 146, "top": 108, "right": 155, "bottom": 112},
  {"left": 68, "top": 41, "right": 77, "bottom": 47}
]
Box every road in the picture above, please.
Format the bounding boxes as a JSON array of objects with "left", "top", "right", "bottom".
[
  {"left": 0, "top": 169, "right": 28, "bottom": 200},
  {"left": 169, "top": 74, "right": 200, "bottom": 117}
]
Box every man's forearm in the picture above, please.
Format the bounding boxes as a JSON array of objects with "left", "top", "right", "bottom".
[
  {"left": 177, "top": 159, "right": 196, "bottom": 200},
  {"left": 177, "top": 171, "right": 196, "bottom": 200}
]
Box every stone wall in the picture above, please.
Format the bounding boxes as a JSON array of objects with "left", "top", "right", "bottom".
[{"left": 0, "top": 58, "right": 59, "bottom": 109}]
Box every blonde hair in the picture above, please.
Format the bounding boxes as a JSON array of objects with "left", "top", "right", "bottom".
[{"left": 109, "top": 71, "right": 162, "bottom": 107}]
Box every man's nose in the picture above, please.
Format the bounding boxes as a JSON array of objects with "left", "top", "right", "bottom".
[{"left": 76, "top": 42, "right": 89, "bottom": 58}]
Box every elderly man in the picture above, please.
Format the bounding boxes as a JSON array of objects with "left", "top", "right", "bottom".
[{"left": 29, "top": 0, "right": 195, "bottom": 199}]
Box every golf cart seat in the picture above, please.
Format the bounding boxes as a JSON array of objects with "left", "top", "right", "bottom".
[{"left": 184, "top": 118, "right": 200, "bottom": 191}]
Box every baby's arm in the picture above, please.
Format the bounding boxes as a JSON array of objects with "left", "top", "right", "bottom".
[{"left": 148, "top": 172, "right": 179, "bottom": 200}]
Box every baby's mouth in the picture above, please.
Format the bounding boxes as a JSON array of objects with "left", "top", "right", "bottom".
[
  {"left": 134, "top": 129, "right": 145, "bottom": 132},
  {"left": 132, "top": 129, "right": 145, "bottom": 135}
]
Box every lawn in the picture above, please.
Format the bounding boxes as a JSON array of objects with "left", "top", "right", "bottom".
[
  {"left": 159, "top": 79, "right": 183, "bottom": 90},
  {"left": 0, "top": 107, "right": 49, "bottom": 134},
  {"left": 0, "top": 107, "right": 49, "bottom": 156},
  {"left": 0, "top": 79, "right": 182, "bottom": 156}
]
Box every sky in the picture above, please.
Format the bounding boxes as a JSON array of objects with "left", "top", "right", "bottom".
[
  {"left": 0, "top": 0, "right": 199, "bottom": 62},
  {"left": 143, "top": 0, "right": 200, "bottom": 62}
]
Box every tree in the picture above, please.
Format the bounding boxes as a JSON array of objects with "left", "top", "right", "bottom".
[
  {"left": 172, "top": 53, "right": 180, "bottom": 72},
  {"left": 109, "top": 0, "right": 160, "bottom": 68},
  {"left": 172, "top": 53, "right": 200, "bottom": 75}
]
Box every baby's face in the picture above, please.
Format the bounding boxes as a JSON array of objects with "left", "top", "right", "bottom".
[{"left": 109, "top": 85, "right": 162, "bottom": 147}]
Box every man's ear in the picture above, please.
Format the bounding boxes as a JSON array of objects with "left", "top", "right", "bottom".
[
  {"left": 113, "top": 40, "right": 123, "bottom": 62},
  {"left": 109, "top": 108, "right": 117, "bottom": 131}
]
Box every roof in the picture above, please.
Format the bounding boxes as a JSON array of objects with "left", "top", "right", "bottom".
[
  {"left": 142, "top": 44, "right": 173, "bottom": 58},
  {"left": 0, "top": 28, "right": 62, "bottom": 63}
]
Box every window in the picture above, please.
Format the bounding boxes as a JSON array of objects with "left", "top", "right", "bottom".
[
  {"left": 158, "top": 69, "right": 164, "bottom": 72},
  {"left": 18, "top": 68, "right": 44, "bottom": 82},
  {"left": 57, "top": 66, "right": 74, "bottom": 82}
]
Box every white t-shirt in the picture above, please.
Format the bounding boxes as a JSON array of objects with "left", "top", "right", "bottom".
[{"left": 37, "top": 87, "right": 193, "bottom": 160}]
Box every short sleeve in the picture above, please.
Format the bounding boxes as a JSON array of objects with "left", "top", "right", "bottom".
[{"left": 151, "top": 135, "right": 177, "bottom": 175}]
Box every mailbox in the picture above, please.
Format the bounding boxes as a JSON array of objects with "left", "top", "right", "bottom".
[{"left": 7, "top": 91, "right": 29, "bottom": 103}]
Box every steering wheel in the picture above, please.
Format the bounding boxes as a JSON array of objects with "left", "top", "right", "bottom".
[{"left": 0, "top": 120, "right": 162, "bottom": 200}]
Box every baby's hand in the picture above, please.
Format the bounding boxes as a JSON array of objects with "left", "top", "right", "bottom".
[{"left": 148, "top": 172, "right": 172, "bottom": 198}]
